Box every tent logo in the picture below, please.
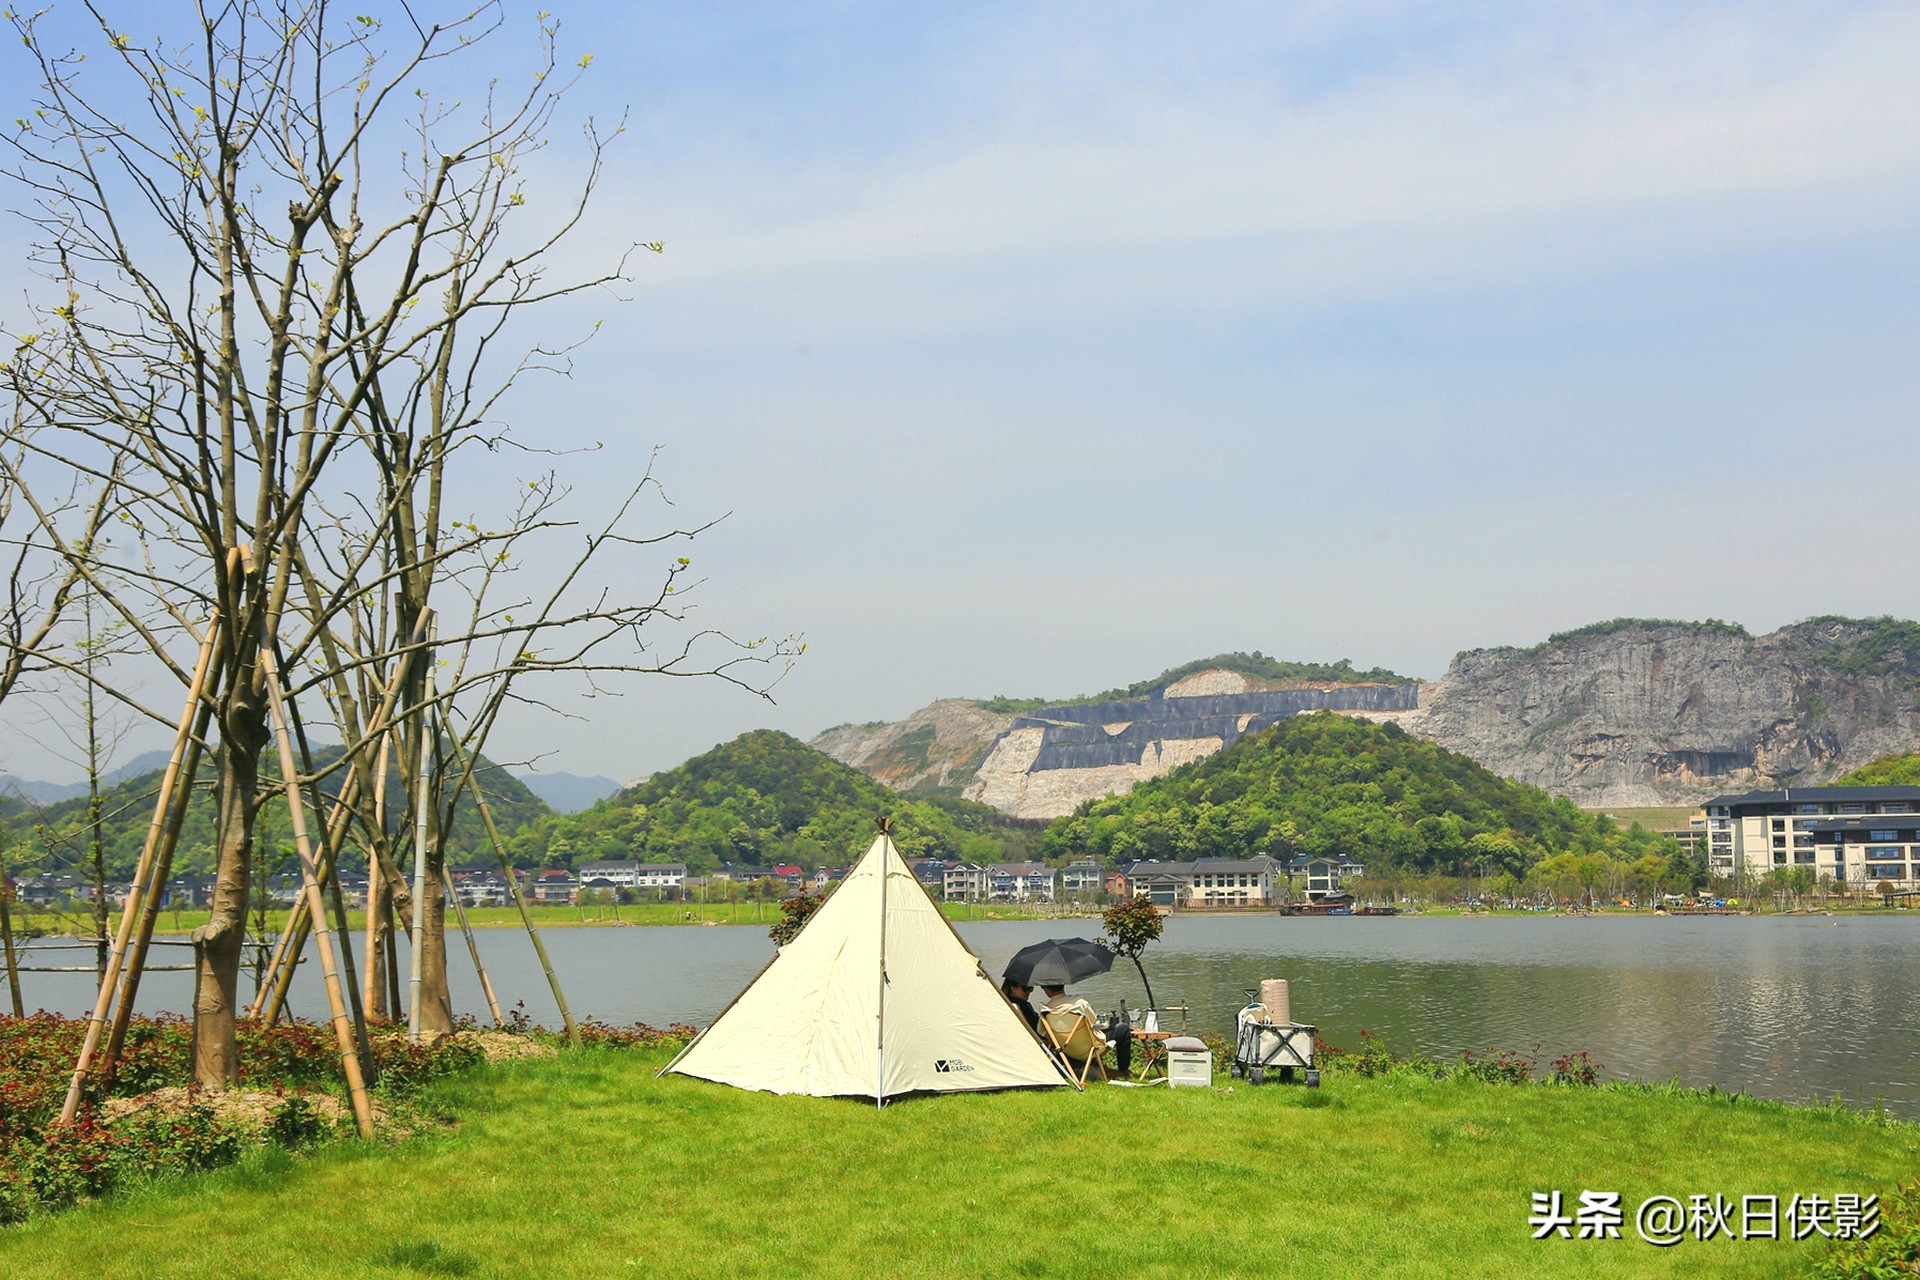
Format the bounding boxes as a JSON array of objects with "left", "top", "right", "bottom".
[{"left": 933, "top": 1058, "right": 976, "bottom": 1073}]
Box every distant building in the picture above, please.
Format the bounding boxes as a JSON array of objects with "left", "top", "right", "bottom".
[
  {"left": 578, "top": 859, "right": 643, "bottom": 888},
  {"left": 1059, "top": 859, "right": 1105, "bottom": 897},
  {"left": 988, "top": 862, "right": 1055, "bottom": 903},
  {"left": 576, "top": 860, "right": 686, "bottom": 892},
  {"left": 161, "top": 875, "right": 215, "bottom": 909},
  {"left": 1704, "top": 786, "right": 1920, "bottom": 889},
  {"left": 454, "top": 870, "right": 511, "bottom": 907},
  {"left": 531, "top": 869, "right": 577, "bottom": 903},
  {"left": 1129, "top": 857, "right": 1280, "bottom": 908},
  {"left": 908, "top": 858, "right": 949, "bottom": 889},
  {"left": 711, "top": 863, "right": 776, "bottom": 884},
  {"left": 1288, "top": 855, "right": 1363, "bottom": 901},
  {"left": 943, "top": 862, "right": 988, "bottom": 903},
  {"left": 632, "top": 863, "right": 687, "bottom": 891},
  {"left": 1653, "top": 813, "right": 1708, "bottom": 855}
]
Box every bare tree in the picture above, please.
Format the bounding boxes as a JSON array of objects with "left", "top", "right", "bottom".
[{"left": 2, "top": 2, "right": 792, "bottom": 1086}]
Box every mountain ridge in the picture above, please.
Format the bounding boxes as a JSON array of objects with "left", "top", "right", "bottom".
[{"left": 812, "top": 617, "right": 1920, "bottom": 815}]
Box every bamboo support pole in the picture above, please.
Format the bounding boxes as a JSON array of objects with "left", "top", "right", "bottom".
[
  {"left": 326, "top": 863, "right": 374, "bottom": 1082},
  {"left": 441, "top": 861, "right": 503, "bottom": 1026},
  {"left": 363, "top": 732, "right": 394, "bottom": 1018},
  {"left": 408, "top": 663, "right": 434, "bottom": 1042},
  {"left": 260, "top": 646, "right": 375, "bottom": 1140},
  {"left": 105, "top": 690, "right": 217, "bottom": 1065},
  {"left": 282, "top": 665, "right": 373, "bottom": 1080},
  {"left": 21, "top": 964, "right": 197, "bottom": 973},
  {"left": 60, "top": 618, "right": 220, "bottom": 1124},
  {"left": 384, "top": 910, "right": 401, "bottom": 1018},
  {"left": 444, "top": 730, "right": 579, "bottom": 1046},
  {"left": 253, "top": 613, "right": 428, "bottom": 1023},
  {"left": 252, "top": 768, "right": 364, "bottom": 1024}
]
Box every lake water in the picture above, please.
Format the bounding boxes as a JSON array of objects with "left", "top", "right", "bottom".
[{"left": 14, "top": 913, "right": 1919, "bottom": 1117}]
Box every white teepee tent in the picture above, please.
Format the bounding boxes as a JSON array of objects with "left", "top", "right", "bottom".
[{"left": 664, "top": 828, "right": 1070, "bottom": 1101}]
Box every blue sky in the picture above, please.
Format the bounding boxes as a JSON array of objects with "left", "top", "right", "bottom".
[{"left": 5, "top": 1, "right": 1919, "bottom": 784}]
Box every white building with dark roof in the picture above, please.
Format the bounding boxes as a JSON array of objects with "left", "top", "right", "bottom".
[
  {"left": 1127, "top": 856, "right": 1279, "bottom": 907},
  {"left": 1703, "top": 786, "right": 1920, "bottom": 887}
]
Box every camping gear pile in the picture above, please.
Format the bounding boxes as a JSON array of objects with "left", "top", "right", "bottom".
[{"left": 1231, "top": 978, "right": 1319, "bottom": 1087}]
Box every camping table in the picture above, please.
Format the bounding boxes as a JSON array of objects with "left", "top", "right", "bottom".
[{"left": 1131, "top": 1030, "right": 1172, "bottom": 1082}]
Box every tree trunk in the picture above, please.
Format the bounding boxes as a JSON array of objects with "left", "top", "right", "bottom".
[
  {"left": 363, "top": 860, "right": 392, "bottom": 1022},
  {"left": 415, "top": 858, "right": 453, "bottom": 1035},
  {"left": 192, "top": 703, "right": 266, "bottom": 1089},
  {"left": 1130, "top": 956, "right": 1157, "bottom": 1012}
]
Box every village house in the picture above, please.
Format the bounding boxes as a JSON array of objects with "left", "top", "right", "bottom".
[
  {"left": 943, "top": 862, "right": 988, "bottom": 903},
  {"left": 1288, "top": 855, "right": 1366, "bottom": 901},
  {"left": 453, "top": 869, "right": 511, "bottom": 907},
  {"left": 710, "top": 863, "right": 777, "bottom": 884},
  {"left": 531, "top": 869, "right": 578, "bottom": 903},
  {"left": 989, "top": 862, "right": 1056, "bottom": 903},
  {"left": 1060, "top": 859, "right": 1105, "bottom": 898}
]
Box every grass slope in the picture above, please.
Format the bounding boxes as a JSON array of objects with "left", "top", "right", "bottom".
[{"left": 4, "top": 1050, "right": 1912, "bottom": 1279}]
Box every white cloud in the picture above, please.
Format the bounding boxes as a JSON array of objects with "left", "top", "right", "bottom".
[{"left": 580, "top": 2, "right": 1920, "bottom": 339}]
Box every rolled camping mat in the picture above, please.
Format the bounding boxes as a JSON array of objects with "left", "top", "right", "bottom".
[{"left": 1260, "top": 978, "right": 1291, "bottom": 1025}]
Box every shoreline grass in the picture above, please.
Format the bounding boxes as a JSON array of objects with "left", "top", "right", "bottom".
[
  {"left": 13, "top": 899, "right": 1099, "bottom": 938},
  {"left": 3, "top": 1048, "right": 1914, "bottom": 1278}
]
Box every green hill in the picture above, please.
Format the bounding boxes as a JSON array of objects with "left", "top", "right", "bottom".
[
  {"left": 505, "top": 730, "right": 1042, "bottom": 872},
  {"left": 3, "top": 744, "right": 552, "bottom": 881},
  {"left": 1835, "top": 753, "right": 1920, "bottom": 787},
  {"left": 1040, "top": 712, "right": 1679, "bottom": 874}
]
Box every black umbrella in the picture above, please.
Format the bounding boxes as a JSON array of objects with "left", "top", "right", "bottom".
[{"left": 1002, "top": 937, "right": 1115, "bottom": 988}]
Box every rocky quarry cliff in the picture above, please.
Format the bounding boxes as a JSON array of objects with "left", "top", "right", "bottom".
[
  {"left": 810, "top": 619, "right": 1920, "bottom": 817},
  {"left": 1400, "top": 618, "right": 1920, "bottom": 807}
]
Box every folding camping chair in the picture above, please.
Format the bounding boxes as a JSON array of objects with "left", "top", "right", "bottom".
[{"left": 1040, "top": 1008, "right": 1110, "bottom": 1086}]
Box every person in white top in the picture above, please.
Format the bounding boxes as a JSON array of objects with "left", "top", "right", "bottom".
[{"left": 1040, "top": 985, "right": 1110, "bottom": 1048}]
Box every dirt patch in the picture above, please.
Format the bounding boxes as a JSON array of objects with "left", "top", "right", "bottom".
[
  {"left": 100, "top": 1085, "right": 378, "bottom": 1132},
  {"left": 452, "top": 1030, "right": 559, "bottom": 1063}
]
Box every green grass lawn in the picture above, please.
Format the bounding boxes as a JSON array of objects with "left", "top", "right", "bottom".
[{"left": 3, "top": 1051, "right": 1912, "bottom": 1279}]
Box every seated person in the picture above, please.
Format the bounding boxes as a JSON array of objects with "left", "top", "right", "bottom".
[
  {"left": 1001, "top": 977, "right": 1041, "bottom": 1032},
  {"left": 1039, "top": 984, "right": 1109, "bottom": 1049}
]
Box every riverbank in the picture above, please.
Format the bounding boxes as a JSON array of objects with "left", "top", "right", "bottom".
[
  {"left": 3, "top": 1046, "right": 1914, "bottom": 1278},
  {"left": 11, "top": 898, "right": 1098, "bottom": 939}
]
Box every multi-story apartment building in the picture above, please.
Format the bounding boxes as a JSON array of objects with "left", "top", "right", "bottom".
[
  {"left": 943, "top": 862, "right": 989, "bottom": 902},
  {"left": 1703, "top": 785, "right": 1920, "bottom": 890}
]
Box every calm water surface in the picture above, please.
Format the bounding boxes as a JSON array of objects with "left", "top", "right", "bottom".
[{"left": 17, "top": 914, "right": 1919, "bottom": 1116}]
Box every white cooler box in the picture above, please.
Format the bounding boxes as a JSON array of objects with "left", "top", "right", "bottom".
[{"left": 1166, "top": 1035, "right": 1212, "bottom": 1087}]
